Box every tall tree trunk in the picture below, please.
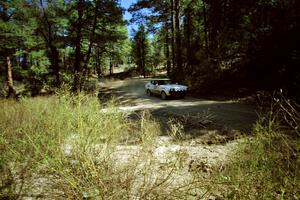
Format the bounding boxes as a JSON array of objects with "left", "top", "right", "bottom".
[
  {"left": 73, "top": 0, "right": 84, "bottom": 92},
  {"left": 82, "top": 0, "right": 101, "bottom": 85},
  {"left": 63, "top": 55, "right": 66, "bottom": 70},
  {"left": 203, "top": 0, "right": 209, "bottom": 58},
  {"left": 96, "top": 62, "right": 102, "bottom": 79},
  {"left": 49, "top": 45, "right": 60, "bottom": 87},
  {"left": 109, "top": 57, "right": 114, "bottom": 76},
  {"left": 174, "top": 0, "right": 183, "bottom": 81},
  {"left": 6, "top": 56, "right": 16, "bottom": 98},
  {"left": 21, "top": 53, "right": 28, "bottom": 70},
  {"left": 141, "top": 45, "right": 146, "bottom": 78},
  {"left": 209, "top": 0, "right": 221, "bottom": 53},
  {"left": 185, "top": 6, "right": 192, "bottom": 67},
  {"left": 40, "top": 0, "right": 60, "bottom": 88},
  {"left": 96, "top": 48, "right": 102, "bottom": 79},
  {"left": 170, "top": 0, "right": 176, "bottom": 70},
  {"left": 165, "top": 27, "right": 171, "bottom": 76},
  {"left": 141, "top": 33, "right": 146, "bottom": 78}
]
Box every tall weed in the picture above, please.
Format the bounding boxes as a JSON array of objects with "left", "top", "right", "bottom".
[
  {"left": 209, "top": 94, "right": 300, "bottom": 199},
  {"left": 0, "top": 94, "right": 204, "bottom": 199},
  {"left": 0, "top": 94, "right": 142, "bottom": 198}
]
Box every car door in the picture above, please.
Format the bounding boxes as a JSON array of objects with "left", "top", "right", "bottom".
[{"left": 152, "top": 81, "right": 160, "bottom": 94}]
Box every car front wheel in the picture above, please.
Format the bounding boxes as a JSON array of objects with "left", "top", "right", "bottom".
[
  {"left": 146, "top": 89, "right": 152, "bottom": 96},
  {"left": 161, "top": 91, "right": 167, "bottom": 100}
]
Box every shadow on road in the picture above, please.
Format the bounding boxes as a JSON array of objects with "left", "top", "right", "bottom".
[{"left": 98, "top": 78, "right": 258, "bottom": 144}]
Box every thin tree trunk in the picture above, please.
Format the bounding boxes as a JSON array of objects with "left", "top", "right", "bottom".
[
  {"left": 40, "top": 0, "right": 60, "bottom": 87},
  {"left": 63, "top": 55, "right": 66, "bottom": 70},
  {"left": 209, "top": 0, "right": 221, "bottom": 53},
  {"left": 170, "top": 0, "right": 176, "bottom": 69},
  {"left": 47, "top": 24, "right": 60, "bottom": 87},
  {"left": 73, "top": 0, "right": 84, "bottom": 92},
  {"left": 96, "top": 48, "right": 102, "bottom": 79},
  {"left": 141, "top": 35, "right": 146, "bottom": 78},
  {"left": 109, "top": 57, "right": 114, "bottom": 76},
  {"left": 174, "top": 0, "right": 183, "bottom": 81},
  {"left": 96, "top": 62, "right": 102, "bottom": 79},
  {"left": 165, "top": 27, "right": 171, "bottom": 76},
  {"left": 185, "top": 6, "right": 192, "bottom": 67},
  {"left": 82, "top": 0, "right": 100, "bottom": 85},
  {"left": 21, "top": 53, "right": 28, "bottom": 70},
  {"left": 6, "top": 56, "right": 16, "bottom": 98},
  {"left": 203, "top": 0, "right": 209, "bottom": 58},
  {"left": 141, "top": 47, "right": 146, "bottom": 78},
  {"left": 49, "top": 45, "right": 60, "bottom": 87}
]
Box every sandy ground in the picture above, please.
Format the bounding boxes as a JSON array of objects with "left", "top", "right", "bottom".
[
  {"left": 14, "top": 78, "right": 259, "bottom": 199},
  {"left": 98, "top": 77, "right": 258, "bottom": 179}
]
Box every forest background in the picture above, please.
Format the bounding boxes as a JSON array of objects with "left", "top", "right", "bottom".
[{"left": 1, "top": 0, "right": 299, "bottom": 99}]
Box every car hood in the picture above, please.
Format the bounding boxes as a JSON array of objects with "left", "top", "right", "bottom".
[{"left": 160, "top": 84, "right": 188, "bottom": 91}]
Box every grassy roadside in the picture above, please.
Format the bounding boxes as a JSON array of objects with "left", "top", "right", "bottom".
[
  {"left": 0, "top": 94, "right": 204, "bottom": 199},
  {"left": 0, "top": 94, "right": 137, "bottom": 199},
  {"left": 0, "top": 93, "right": 299, "bottom": 199},
  {"left": 209, "top": 130, "right": 300, "bottom": 199},
  {"left": 209, "top": 96, "right": 300, "bottom": 199}
]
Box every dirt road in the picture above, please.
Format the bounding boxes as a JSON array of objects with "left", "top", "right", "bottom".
[
  {"left": 100, "top": 77, "right": 257, "bottom": 135},
  {"left": 98, "top": 77, "right": 259, "bottom": 197}
]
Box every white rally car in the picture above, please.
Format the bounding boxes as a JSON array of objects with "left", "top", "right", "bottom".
[{"left": 145, "top": 79, "right": 188, "bottom": 100}]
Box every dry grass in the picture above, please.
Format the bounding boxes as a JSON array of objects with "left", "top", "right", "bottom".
[
  {"left": 207, "top": 94, "right": 300, "bottom": 199},
  {"left": 0, "top": 94, "right": 215, "bottom": 199},
  {"left": 1, "top": 92, "right": 299, "bottom": 199}
]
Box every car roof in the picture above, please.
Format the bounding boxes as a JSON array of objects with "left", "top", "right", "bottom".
[{"left": 149, "top": 78, "right": 170, "bottom": 81}]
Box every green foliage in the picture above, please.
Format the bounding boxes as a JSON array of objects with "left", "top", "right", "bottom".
[
  {"left": 0, "top": 0, "right": 130, "bottom": 94},
  {"left": 29, "top": 50, "right": 50, "bottom": 75},
  {"left": 132, "top": 25, "right": 151, "bottom": 77},
  {"left": 149, "top": 34, "right": 165, "bottom": 70},
  {"left": 129, "top": 0, "right": 300, "bottom": 96},
  {"left": 1, "top": 0, "right": 299, "bottom": 95}
]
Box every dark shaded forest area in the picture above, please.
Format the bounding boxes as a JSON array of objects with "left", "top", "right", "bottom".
[
  {"left": 1, "top": 0, "right": 300, "bottom": 99},
  {"left": 129, "top": 0, "right": 300, "bottom": 98}
]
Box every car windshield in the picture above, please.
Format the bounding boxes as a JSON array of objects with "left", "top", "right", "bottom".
[{"left": 157, "top": 80, "right": 172, "bottom": 85}]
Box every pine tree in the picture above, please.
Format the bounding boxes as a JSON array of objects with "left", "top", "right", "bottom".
[{"left": 132, "top": 25, "right": 149, "bottom": 78}]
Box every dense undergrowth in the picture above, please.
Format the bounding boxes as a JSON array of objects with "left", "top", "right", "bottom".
[{"left": 0, "top": 93, "right": 299, "bottom": 199}]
